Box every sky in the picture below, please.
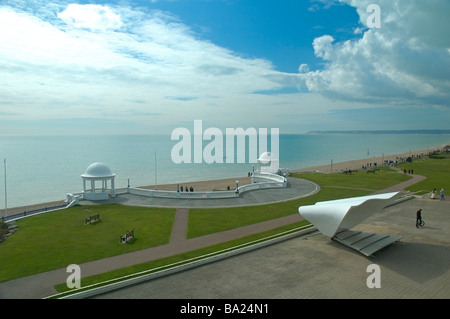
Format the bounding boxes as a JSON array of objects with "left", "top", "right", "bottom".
[{"left": 0, "top": 0, "right": 449, "bottom": 135}]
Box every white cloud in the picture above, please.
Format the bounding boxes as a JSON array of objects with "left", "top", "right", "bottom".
[
  {"left": 0, "top": 1, "right": 288, "bottom": 133},
  {"left": 57, "top": 4, "right": 123, "bottom": 31},
  {"left": 1, "top": 0, "right": 449, "bottom": 135},
  {"left": 299, "top": 0, "right": 450, "bottom": 107},
  {"left": 298, "top": 64, "right": 310, "bottom": 73}
]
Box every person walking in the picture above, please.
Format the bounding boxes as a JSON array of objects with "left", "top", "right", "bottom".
[
  {"left": 440, "top": 188, "right": 445, "bottom": 201},
  {"left": 416, "top": 208, "right": 423, "bottom": 228},
  {"left": 431, "top": 188, "right": 437, "bottom": 199}
]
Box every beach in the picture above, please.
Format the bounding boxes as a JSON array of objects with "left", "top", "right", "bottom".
[
  {"left": 292, "top": 148, "right": 433, "bottom": 173},
  {"left": 0, "top": 147, "right": 440, "bottom": 217},
  {"left": 141, "top": 148, "right": 435, "bottom": 194},
  {"left": 139, "top": 176, "right": 252, "bottom": 192}
]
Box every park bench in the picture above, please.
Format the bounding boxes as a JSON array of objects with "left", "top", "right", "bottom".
[
  {"left": 366, "top": 168, "right": 380, "bottom": 174},
  {"left": 85, "top": 213, "right": 100, "bottom": 224},
  {"left": 343, "top": 169, "right": 353, "bottom": 174},
  {"left": 120, "top": 229, "right": 134, "bottom": 244}
]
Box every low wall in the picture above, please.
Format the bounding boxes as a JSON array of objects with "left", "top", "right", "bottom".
[
  {"left": 2, "top": 175, "right": 288, "bottom": 222},
  {"left": 128, "top": 172, "right": 287, "bottom": 200},
  {"left": 128, "top": 187, "right": 239, "bottom": 199}
]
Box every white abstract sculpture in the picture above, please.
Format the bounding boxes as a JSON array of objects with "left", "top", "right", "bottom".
[{"left": 298, "top": 192, "right": 402, "bottom": 238}]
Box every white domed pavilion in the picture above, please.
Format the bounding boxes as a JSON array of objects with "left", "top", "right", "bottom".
[
  {"left": 256, "top": 152, "right": 279, "bottom": 174},
  {"left": 81, "top": 162, "right": 116, "bottom": 200}
]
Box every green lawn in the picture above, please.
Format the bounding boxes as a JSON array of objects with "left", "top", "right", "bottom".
[
  {"left": 395, "top": 152, "right": 450, "bottom": 194},
  {"left": 187, "top": 187, "right": 370, "bottom": 238},
  {"left": 1, "top": 156, "right": 448, "bottom": 287},
  {"left": 0, "top": 205, "right": 175, "bottom": 282},
  {"left": 187, "top": 166, "right": 411, "bottom": 238},
  {"left": 53, "top": 220, "right": 310, "bottom": 295},
  {"left": 292, "top": 166, "right": 411, "bottom": 190}
]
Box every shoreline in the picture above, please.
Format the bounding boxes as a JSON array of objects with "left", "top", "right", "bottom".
[
  {"left": 0, "top": 147, "right": 441, "bottom": 217},
  {"left": 292, "top": 148, "right": 434, "bottom": 173}
]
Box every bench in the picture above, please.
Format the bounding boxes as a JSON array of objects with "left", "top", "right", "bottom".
[
  {"left": 367, "top": 168, "right": 380, "bottom": 174},
  {"left": 85, "top": 213, "right": 100, "bottom": 224},
  {"left": 343, "top": 169, "right": 353, "bottom": 174},
  {"left": 120, "top": 229, "right": 134, "bottom": 244}
]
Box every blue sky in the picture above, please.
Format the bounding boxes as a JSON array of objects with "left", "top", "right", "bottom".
[{"left": 0, "top": 0, "right": 449, "bottom": 135}]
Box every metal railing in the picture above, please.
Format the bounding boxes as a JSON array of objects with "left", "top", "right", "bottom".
[
  {"left": 1, "top": 203, "right": 69, "bottom": 222},
  {"left": 126, "top": 173, "right": 287, "bottom": 200}
]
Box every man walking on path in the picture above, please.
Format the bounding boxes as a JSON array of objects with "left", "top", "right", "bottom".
[
  {"left": 416, "top": 208, "right": 423, "bottom": 228},
  {"left": 440, "top": 188, "right": 445, "bottom": 201}
]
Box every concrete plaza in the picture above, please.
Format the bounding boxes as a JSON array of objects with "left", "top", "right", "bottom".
[{"left": 92, "top": 197, "right": 449, "bottom": 299}]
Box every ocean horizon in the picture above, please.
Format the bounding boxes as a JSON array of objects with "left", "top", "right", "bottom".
[{"left": 1, "top": 133, "right": 449, "bottom": 209}]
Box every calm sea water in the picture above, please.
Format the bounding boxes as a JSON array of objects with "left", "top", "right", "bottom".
[{"left": 0, "top": 133, "right": 449, "bottom": 208}]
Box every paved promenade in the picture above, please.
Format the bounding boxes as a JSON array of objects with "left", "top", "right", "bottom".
[
  {"left": 93, "top": 196, "right": 449, "bottom": 299},
  {"left": 95, "top": 198, "right": 449, "bottom": 299},
  {"left": 1, "top": 174, "right": 449, "bottom": 299},
  {"left": 0, "top": 177, "right": 317, "bottom": 299}
]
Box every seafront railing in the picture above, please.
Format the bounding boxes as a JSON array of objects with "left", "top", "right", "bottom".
[
  {"left": 128, "top": 187, "right": 239, "bottom": 199},
  {"left": 251, "top": 171, "right": 287, "bottom": 184},
  {"left": 0, "top": 173, "right": 287, "bottom": 222},
  {"left": 1, "top": 203, "right": 68, "bottom": 222},
  {"left": 126, "top": 172, "right": 287, "bottom": 200}
]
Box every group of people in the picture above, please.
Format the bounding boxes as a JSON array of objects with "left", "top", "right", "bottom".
[
  {"left": 179, "top": 185, "right": 194, "bottom": 192},
  {"left": 431, "top": 188, "right": 445, "bottom": 200},
  {"left": 402, "top": 168, "right": 414, "bottom": 175}
]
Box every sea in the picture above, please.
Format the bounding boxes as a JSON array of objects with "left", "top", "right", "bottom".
[{"left": 0, "top": 133, "right": 449, "bottom": 209}]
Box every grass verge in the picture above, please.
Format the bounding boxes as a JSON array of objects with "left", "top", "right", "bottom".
[{"left": 2, "top": 158, "right": 447, "bottom": 291}]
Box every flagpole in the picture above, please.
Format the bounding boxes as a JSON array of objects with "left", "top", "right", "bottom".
[
  {"left": 154, "top": 150, "right": 157, "bottom": 190},
  {"left": 4, "top": 158, "right": 7, "bottom": 219}
]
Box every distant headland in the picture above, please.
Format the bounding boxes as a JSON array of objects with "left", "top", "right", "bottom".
[{"left": 306, "top": 129, "right": 450, "bottom": 135}]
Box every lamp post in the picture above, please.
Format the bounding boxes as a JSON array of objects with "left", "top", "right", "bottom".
[
  {"left": 154, "top": 150, "right": 157, "bottom": 190},
  {"left": 4, "top": 158, "right": 7, "bottom": 219}
]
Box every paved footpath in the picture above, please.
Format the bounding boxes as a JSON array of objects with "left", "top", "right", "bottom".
[{"left": 0, "top": 173, "right": 436, "bottom": 299}]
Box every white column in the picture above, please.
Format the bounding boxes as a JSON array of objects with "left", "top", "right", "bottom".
[{"left": 111, "top": 178, "right": 115, "bottom": 197}]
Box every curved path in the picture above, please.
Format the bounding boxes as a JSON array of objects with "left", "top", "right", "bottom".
[
  {"left": 83, "top": 176, "right": 319, "bottom": 208},
  {"left": 0, "top": 174, "right": 427, "bottom": 299}
]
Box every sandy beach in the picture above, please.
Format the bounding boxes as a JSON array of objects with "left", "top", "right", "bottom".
[
  {"left": 0, "top": 147, "right": 442, "bottom": 217},
  {"left": 139, "top": 176, "right": 252, "bottom": 192},
  {"left": 141, "top": 147, "right": 438, "bottom": 192},
  {"left": 292, "top": 148, "right": 436, "bottom": 173}
]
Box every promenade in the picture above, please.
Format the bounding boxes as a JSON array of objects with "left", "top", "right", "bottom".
[
  {"left": 0, "top": 177, "right": 317, "bottom": 299},
  {"left": 95, "top": 198, "right": 449, "bottom": 299},
  {"left": 1, "top": 173, "right": 448, "bottom": 299},
  {"left": 93, "top": 173, "right": 450, "bottom": 299}
]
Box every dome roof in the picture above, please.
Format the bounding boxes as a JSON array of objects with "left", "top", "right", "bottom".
[
  {"left": 258, "top": 152, "right": 276, "bottom": 163},
  {"left": 81, "top": 162, "right": 115, "bottom": 178}
]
